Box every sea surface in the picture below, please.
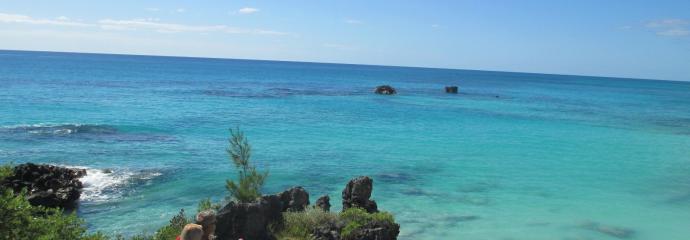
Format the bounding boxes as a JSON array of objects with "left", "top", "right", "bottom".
[{"left": 1, "top": 50, "right": 690, "bottom": 240}]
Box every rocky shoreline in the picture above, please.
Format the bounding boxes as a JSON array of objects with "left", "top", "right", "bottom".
[
  {"left": 1, "top": 163, "right": 400, "bottom": 240},
  {"left": 0, "top": 163, "right": 86, "bottom": 209}
]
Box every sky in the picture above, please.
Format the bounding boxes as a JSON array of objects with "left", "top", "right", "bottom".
[{"left": 1, "top": 0, "right": 689, "bottom": 81}]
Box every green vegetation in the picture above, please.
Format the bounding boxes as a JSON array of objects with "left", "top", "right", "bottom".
[
  {"left": 0, "top": 163, "right": 12, "bottom": 181},
  {"left": 340, "top": 208, "right": 395, "bottom": 239},
  {"left": 274, "top": 208, "right": 339, "bottom": 240},
  {"left": 197, "top": 197, "right": 221, "bottom": 213},
  {"left": 273, "top": 207, "right": 397, "bottom": 240},
  {"left": 0, "top": 187, "right": 107, "bottom": 240},
  {"left": 225, "top": 127, "right": 268, "bottom": 203}
]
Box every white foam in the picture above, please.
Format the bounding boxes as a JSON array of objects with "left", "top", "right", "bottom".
[{"left": 79, "top": 168, "right": 134, "bottom": 202}]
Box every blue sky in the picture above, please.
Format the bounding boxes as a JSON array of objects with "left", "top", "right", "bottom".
[{"left": 1, "top": 1, "right": 689, "bottom": 81}]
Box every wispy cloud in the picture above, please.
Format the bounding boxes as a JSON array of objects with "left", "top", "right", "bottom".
[
  {"left": 431, "top": 24, "right": 442, "bottom": 29},
  {"left": 0, "top": 12, "right": 289, "bottom": 36},
  {"left": 145, "top": 8, "right": 160, "bottom": 12},
  {"left": 344, "top": 19, "right": 363, "bottom": 25},
  {"left": 238, "top": 7, "right": 259, "bottom": 14},
  {"left": 99, "top": 18, "right": 287, "bottom": 35},
  {"left": 646, "top": 19, "right": 689, "bottom": 37},
  {"left": 0, "top": 13, "right": 92, "bottom": 27},
  {"left": 175, "top": 8, "right": 186, "bottom": 13}
]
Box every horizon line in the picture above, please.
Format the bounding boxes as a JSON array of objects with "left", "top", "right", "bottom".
[{"left": 1, "top": 48, "right": 686, "bottom": 84}]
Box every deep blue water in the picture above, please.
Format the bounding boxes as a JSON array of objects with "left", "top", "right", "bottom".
[{"left": 1, "top": 50, "right": 690, "bottom": 239}]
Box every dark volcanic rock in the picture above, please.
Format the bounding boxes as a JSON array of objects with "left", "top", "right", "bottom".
[
  {"left": 342, "top": 220, "right": 400, "bottom": 240},
  {"left": 342, "top": 176, "right": 378, "bottom": 213},
  {"left": 278, "top": 186, "right": 310, "bottom": 212},
  {"left": 215, "top": 195, "right": 283, "bottom": 240},
  {"left": 0, "top": 163, "right": 85, "bottom": 209},
  {"left": 445, "top": 86, "right": 458, "bottom": 94},
  {"left": 374, "top": 85, "right": 397, "bottom": 95},
  {"left": 315, "top": 195, "right": 331, "bottom": 212}
]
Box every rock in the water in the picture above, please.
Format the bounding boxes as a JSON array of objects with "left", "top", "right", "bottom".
[
  {"left": 278, "top": 186, "right": 310, "bottom": 212},
  {"left": 0, "top": 163, "right": 85, "bottom": 209},
  {"left": 342, "top": 220, "right": 400, "bottom": 240},
  {"left": 315, "top": 195, "right": 331, "bottom": 212},
  {"left": 215, "top": 195, "right": 283, "bottom": 240},
  {"left": 342, "top": 176, "right": 378, "bottom": 213},
  {"left": 374, "top": 85, "right": 397, "bottom": 95},
  {"left": 445, "top": 86, "right": 458, "bottom": 94}
]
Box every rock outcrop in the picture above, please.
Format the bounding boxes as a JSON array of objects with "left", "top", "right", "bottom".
[
  {"left": 342, "top": 220, "right": 400, "bottom": 240},
  {"left": 0, "top": 163, "right": 85, "bottom": 209},
  {"left": 315, "top": 195, "right": 331, "bottom": 212},
  {"left": 445, "top": 86, "right": 458, "bottom": 94},
  {"left": 215, "top": 176, "right": 399, "bottom": 240},
  {"left": 374, "top": 85, "right": 397, "bottom": 95},
  {"left": 278, "top": 186, "right": 310, "bottom": 212},
  {"left": 215, "top": 195, "right": 283, "bottom": 240},
  {"left": 342, "top": 176, "right": 378, "bottom": 213}
]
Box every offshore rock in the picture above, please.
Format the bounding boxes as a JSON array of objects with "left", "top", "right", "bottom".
[
  {"left": 278, "top": 186, "right": 310, "bottom": 212},
  {"left": 342, "top": 176, "right": 378, "bottom": 213},
  {"left": 315, "top": 195, "right": 331, "bottom": 212},
  {"left": 445, "top": 86, "right": 458, "bottom": 93},
  {"left": 0, "top": 163, "right": 85, "bottom": 209},
  {"left": 374, "top": 85, "right": 397, "bottom": 95}
]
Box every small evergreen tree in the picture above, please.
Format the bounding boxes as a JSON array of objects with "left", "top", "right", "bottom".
[{"left": 225, "top": 128, "right": 268, "bottom": 203}]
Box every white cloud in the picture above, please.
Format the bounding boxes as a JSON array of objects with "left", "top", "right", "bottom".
[
  {"left": 145, "top": 8, "right": 160, "bottom": 12},
  {"left": 98, "top": 18, "right": 287, "bottom": 35},
  {"left": 238, "top": 7, "right": 259, "bottom": 14},
  {"left": 646, "top": 19, "right": 689, "bottom": 37},
  {"left": 657, "top": 29, "right": 689, "bottom": 37},
  {"left": 0, "top": 13, "right": 92, "bottom": 27},
  {"left": 431, "top": 24, "right": 441, "bottom": 28},
  {"left": 0, "top": 12, "right": 289, "bottom": 36}
]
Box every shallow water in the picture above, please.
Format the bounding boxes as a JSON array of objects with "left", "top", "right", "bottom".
[{"left": 1, "top": 50, "right": 690, "bottom": 239}]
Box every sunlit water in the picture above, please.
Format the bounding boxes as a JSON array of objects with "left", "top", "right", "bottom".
[{"left": 1, "top": 50, "right": 690, "bottom": 239}]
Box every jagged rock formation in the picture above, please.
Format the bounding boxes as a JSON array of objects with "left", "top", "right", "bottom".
[
  {"left": 0, "top": 163, "right": 85, "bottom": 209},
  {"left": 342, "top": 176, "right": 378, "bottom": 213},
  {"left": 278, "top": 186, "right": 310, "bottom": 212},
  {"left": 315, "top": 195, "right": 331, "bottom": 212},
  {"left": 215, "top": 177, "right": 399, "bottom": 240},
  {"left": 215, "top": 195, "right": 283, "bottom": 240}
]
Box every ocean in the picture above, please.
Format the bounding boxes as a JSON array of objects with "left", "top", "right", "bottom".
[{"left": 1, "top": 50, "right": 689, "bottom": 239}]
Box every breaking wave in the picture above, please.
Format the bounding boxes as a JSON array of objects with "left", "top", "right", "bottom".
[
  {"left": 67, "top": 166, "right": 163, "bottom": 202},
  {"left": 0, "top": 124, "right": 118, "bottom": 136}
]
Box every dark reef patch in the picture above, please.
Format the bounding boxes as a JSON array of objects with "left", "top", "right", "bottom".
[
  {"left": 579, "top": 221, "right": 635, "bottom": 239},
  {"left": 0, "top": 124, "right": 176, "bottom": 143},
  {"left": 1, "top": 124, "right": 118, "bottom": 136}
]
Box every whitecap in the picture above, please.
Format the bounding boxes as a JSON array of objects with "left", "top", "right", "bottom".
[{"left": 79, "top": 168, "right": 134, "bottom": 202}]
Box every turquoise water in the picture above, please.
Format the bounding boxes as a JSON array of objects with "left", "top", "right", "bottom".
[{"left": 1, "top": 50, "right": 690, "bottom": 239}]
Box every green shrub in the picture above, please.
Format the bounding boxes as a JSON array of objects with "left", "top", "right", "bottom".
[
  {"left": 339, "top": 208, "right": 395, "bottom": 239},
  {"left": 0, "top": 163, "right": 13, "bottom": 181},
  {"left": 0, "top": 188, "right": 107, "bottom": 240},
  {"left": 225, "top": 128, "right": 268, "bottom": 203},
  {"left": 197, "top": 197, "right": 221, "bottom": 213},
  {"left": 152, "top": 209, "right": 191, "bottom": 240},
  {"left": 274, "top": 208, "right": 339, "bottom": 240}
]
